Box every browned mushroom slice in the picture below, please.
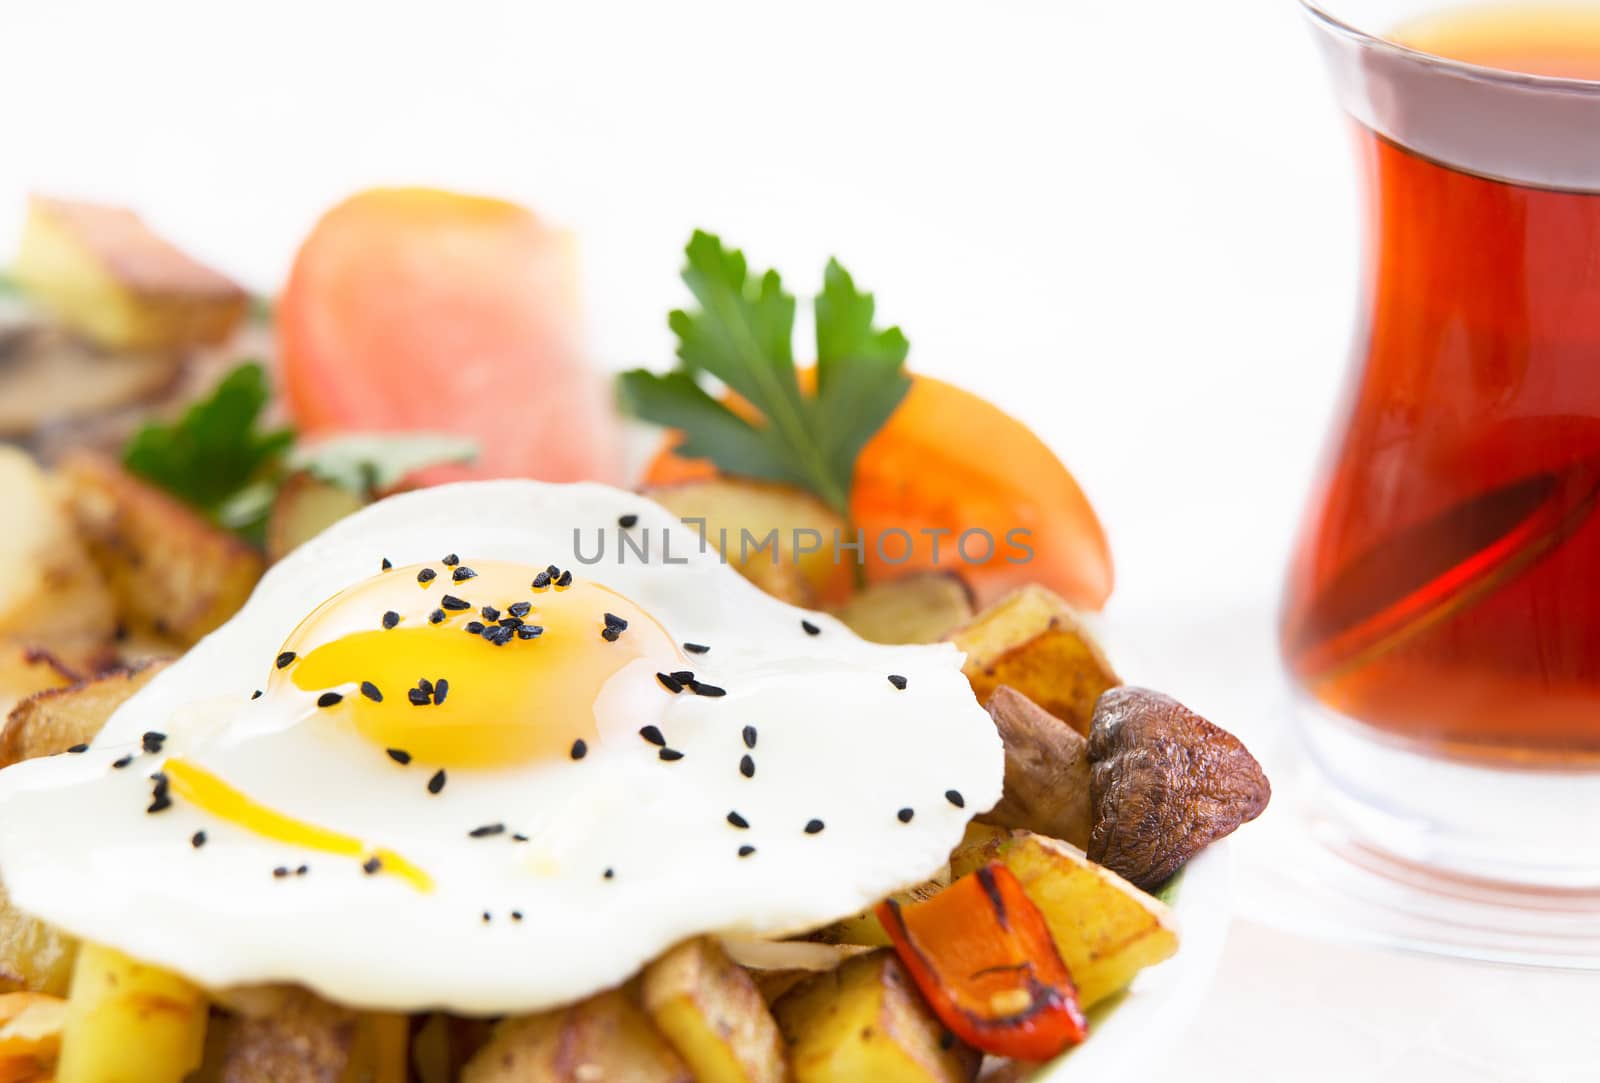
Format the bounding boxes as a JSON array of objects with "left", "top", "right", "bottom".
[
  {"left": 976, "top": 686, "right": 1091, "bottom": 848},
  {"left": 0, "top": 323, "right": 181, "bottom": 438},
  {"left": 1088, "top": 687, "right": 1270, "bottom": 891}
]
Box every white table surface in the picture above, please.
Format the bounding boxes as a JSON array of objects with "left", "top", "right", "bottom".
[{"left": 4, "top": 1, "right": 1597, "bottom": 1078}]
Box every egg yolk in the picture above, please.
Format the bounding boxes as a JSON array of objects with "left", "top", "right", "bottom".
[{"left": 274, "top": 560, "right": 683, "bottom": 768}]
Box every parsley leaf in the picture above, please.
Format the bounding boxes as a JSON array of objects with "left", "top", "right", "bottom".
[
  {"left": 123, "top": 362, "right": 294, "bottom": 520},
  {"left": 619, "top": 232, "right": 910, "bottom": 516}
]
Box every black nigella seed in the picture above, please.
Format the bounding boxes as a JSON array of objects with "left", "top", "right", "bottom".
[
  {"left": 363, "top": 856, "right": 383, "bottom": 875},
  {"left": 805, "top": 819, "right": 825, "bottom": 835},
  {"left": 547, "top": 564, "right": 560, "bottom": 576},
  {"left": 482, "top": 912, "right": 492, "bottom": 924},
  {"left": 801, "top": 619, "right": 820, "bottom": 636},
  {"left": 452, "top": 566, "right": 477, "bottom": 582},
  {"left": 67, "top": 743, "right": 89, "bottom": 754},
  {"left": 727, "top": 811, "right": 749, "bottom": 829},
  {"left": 433, "top": 679, "right": 449, "bottom": 705},
  {"left": 387, "top": 748, "right": 412, "bottom": 765},
  {"left": 690, "top": 681, "right": 726, "bottom": 698},
  {"left": 191, "top": 831, "right": 207, "bottom": 848},
  {"left": 670, "top": 670, "right": 695, "bottom": 683},
  {"left": 317, "top": 692, "right": 343, "bottom": 708},
  {"left": 738, "top": 845, "right": 756, "bottom": 858},
  {"left": 518, "top": 626, "right": 543, "bottom": 640},
  {"left": 604, "top": 612, "right": 628, "bottom": 630},
  {"left": 148, "top": 794, "right": 172, "bottom": 814},
  {"left": 276, "top": 651, "right": 296, "bottom": 669},
  {"left": 512, "top": 833, "right": 529, "bottom": 842},
  {"left": 742, "top": 725, "right": 757, "bottom": 749},
  {"left": 739, "top": 754, "right": 755, "bottom": 779},
  {"left": 601, "top": 627, "right": 621, "bottom": 643},
  {"left": 251, "top": 689, "right": 263, "bottom": 700},
  {"left": 484, "top": 625, "right": 515, "bottom": 646},
  {"left": 142, "top": 731, "right": 166, "bottom": 753},
  {"left": 945, "top": 790, "right": 965, "bottom": 809},
  {"left": 430, "top": 609, "right": 446, "bottom": 625},
  {"left": 531, "top": 571, "right": 551, "bottom": 589},
  {"left": 683, "top": 642, "right": 710, "bottom": 654},
  {"left": 427, "top": 769, "right": 447, "bottom": 795},
  {"left": 511, "top": 910, "right": 523, "bottom": 922},
  {"left": 888, "top": 674, "right": 908, "bottom": 691},
  {"left": 639, "top": 725, "right": 666, "bottom": 747},
  {"left": 499, "top": 616, "right": 523, "bottom": 629},
  {"left": 481, "top": 605, "right": 500, "bottom": 621},
  {"left": 296, "top": 865, "right": 309, "bottom": 877},
  {"left": 442, "top": 554, "right": 459, "bottom": 566},
  {"left": 273, "top": 866, "right": 290, "bottom": 879},
  {"left": 418, "top": 678, "right": 433, "bottom": 694},
  {"left": 570, "top": 739, "right": 587, "bottom": 760},
  {"left": 464, "top": 621, "right": 485, "bottom": 635},
  {"left": 555, "top": 570, "right": 572, "bottom": 587},
  {"left": 408, "top": 688, "right": 431, "bottom": 706},
  {"left": 656, "top": 672, "right": 684, "bottom": 694},
  {"left": 381, "top": 557, "right": 393, "bottom": 571},
  {"left": 361, "top": 681, "right": 383, "bottom": 703},
  {"left": 897, "top": 807, "right": 915, "bottom": 823},
  {"left": 619, "top": 513, "right": 639, "bottom": 528},
  {"left": 508, "top": 602, "right": 531, "bottom": 618},
  {"left": 417, "top": 568, "right": 437, "bottom": 584},
  {"left": 441, "top": 594, "right": 470, "bottom": 611},
  {"left": 603, "top": 868, "right": 615, "bottom": 880},
  {"left": 382, "top": 610, "right": 400, "bottom": 629},
  {"left": 659, "top": 748, "right": 684, "bottom": 762},
  {"left": 469, "top": 823, "right": 505, "bottom": 838},
  {"left": 112, "top": 755, "right": 134, "bottom": 770}
]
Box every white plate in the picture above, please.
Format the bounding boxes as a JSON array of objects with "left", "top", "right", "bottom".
[{"left": 1035, "top": 841, "right": 1233, "bottom": 1081}]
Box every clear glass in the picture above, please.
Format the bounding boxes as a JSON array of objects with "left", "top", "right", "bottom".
[{"left": 1281, "top": 0, "right": 1600, "bottom": 964}]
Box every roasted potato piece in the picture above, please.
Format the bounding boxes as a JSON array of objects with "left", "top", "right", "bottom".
[
  {"left": 1089, "top": 687, "right": 1270, "bottom": 891},
  {"left": 56, "top": 942, "right": 208, "bottom": 1083},
  {"left": 828, "top": 575, "right": 974, "bottom": 645},
  {"left": 212, "top": 985, "right": 395, "bottom": 1083},
  {"left": 0, "top": 991, "right": 67, "bottom": 1069},
  {"left": 773, "top": 951, "right": 979, "bottom": 1083},
  {"left": 948, "top": 585, "right": 1118, "bottom": 735},
  {"left": 644, "top": 479, "right": 850, "bottom": 606},
  {"left": 0, "top": 660, "right": 167, "bottom": 770},
  {"left": 977, "top": 687, "right": 1091, "bottom": 848},
  {"left": 0, "top": 324, "right": 182, "bottom": 439},
  {"left": 412, "top": 1014, "right": 494, "bottom": 1083},
  {"left": 0, "top": 447, "right": 116, "bottom": 653},
  {"left": 463, "top": 989, "right": 690, "bottom": 1083},
  {"left": 642, "top": 937, "right": 789, "bottom": 1083},
  {"left": 952, "top": 831, "right": 1178, "bottom": 1009},
  {"left": 0, "top": 648, "right": 78, "bottom": 724},
  {"left": 58, "top": 452, "right": 263, "bottom": 645},
  {"left": 0, "top": 881, "right": 77, "bottom": 997},
  {"left": 14, "top": 195, "right": 248, "bottom": 352},
  {"left": 265, "top": 471, "right": 366, "bottom": 562}
]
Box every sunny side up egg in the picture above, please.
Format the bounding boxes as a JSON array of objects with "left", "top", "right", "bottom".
[{"left": 0, "top": 481, "right": 1003, "bottom": 1014}]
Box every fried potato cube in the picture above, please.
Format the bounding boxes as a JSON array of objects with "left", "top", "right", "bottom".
[
  {"left": 212, "top": 987, "right": 404, "bottom": 1083},
  {"left": 643, "top": 480, "right": 851, "bottom": 607},
  {"left": 58, "top": 452, "right": 263, "bottom": 645},
  {"left": 14, "top": 195, "right": 248, "bottom": 352},
  {"left": 463, "top": 989, "right": 690, "bottom": 1083},
  {"left": 772, "top": 951, "right": 979, "bottom": 1083},
  {"left": 0, "top": 881, "right": 77, "bottom": 997},
  {"left": 0, "top": 448, "right": 116, "bottom": 653},
  {"left": 641, "top": 938, "right": 789, "bottom": 1083},
  {"left": 948, "top": 585, "right": 1118, "bottom": 735},
  {"left": 0, "top": 660, "right": 167, "bottom": 770},
  {"left": 976, "top": 687, "right": 1092, "bottom": 848},
  {"left": 0, "top": 991, "right": 67, "bottom": 1067},
  {"left": 56, "top": 943, "right": 207, "bottom": 1083},
  {"left": 828, "top": 575, "right": 974, "bottom": 645},
  {"left": 951, "top": 831, "right": 1178, "bottom": 1009}
]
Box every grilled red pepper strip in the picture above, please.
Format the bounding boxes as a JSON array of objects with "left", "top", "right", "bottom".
[{"left": 876, "top": 862, "right": 1088, "bottom": 1061}]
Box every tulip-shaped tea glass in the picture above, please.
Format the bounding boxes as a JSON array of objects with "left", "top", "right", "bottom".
[{"left": 1283, "top": 0, "right": 1600, "bottom": 964}]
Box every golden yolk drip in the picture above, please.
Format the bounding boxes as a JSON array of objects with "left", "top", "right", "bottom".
[
  {"left": 277, "top": 560, "right": 682, "bottom": 769},
  {"left": 163, "top": 759, "right": 433, "bottom": 892}
]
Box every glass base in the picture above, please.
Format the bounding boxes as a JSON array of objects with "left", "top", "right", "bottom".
[{"left": 1235, "top": 696, "right": 1600, "bottom": 969}]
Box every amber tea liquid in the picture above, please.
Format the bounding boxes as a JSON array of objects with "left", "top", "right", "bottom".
[{"left": 1282, "top": 4, "right": 1600, "bottom": 763}]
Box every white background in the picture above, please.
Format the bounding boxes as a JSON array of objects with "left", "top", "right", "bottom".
[{"left": 3, "top": 2, "right": 1595, "bottom": 1079}]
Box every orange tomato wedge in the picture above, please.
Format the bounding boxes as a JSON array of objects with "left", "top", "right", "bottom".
[
  {"left": 644, "top": 373, "right": 1112, "bottom": 608},
  {"left": 279, "top": 188, "right": 619, "bottom": 485}
]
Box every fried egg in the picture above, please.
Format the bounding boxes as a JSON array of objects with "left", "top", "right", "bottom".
[{"left": 0, "top": 482, "right": 1003, "bottom": 1013}]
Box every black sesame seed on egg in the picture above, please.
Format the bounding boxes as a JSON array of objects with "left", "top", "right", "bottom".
[
  {"left": 441, "top": 594, "right": 471, "bottom": 611},
  {"left": 570, "top": 739, "right": 587, "bottom": 760},
  {"left": 508, "top": 602, "right": 531, "bottom": 618},
  {"left": 469, "top": 823, "right": 506, "bottom": 838},
  {"left": 433, "top": 679, "right": 449, "bottom": 705},
  {"left": 481, "top": 605, "right": 501, "bottom": 621},
  {"left": 360, "top": 681, "right": 383, "bottom": 703},
  {"left": 738, "top": 845, "right": 756, "bottom": 858},
  {"left": 464, "top": 621, "right": 485, "bottom": 635},
  {"left": 801, "top": 620, "right": 820, "bottom": 636},
  {"left": 316, "top": 692, "right": 343, "bottom": 708},
  {"left": 382, "top": 610, "right": 400, "bottom": 629},
  {"left": 618, "top": 513, "right": 639, "bottom": 528},
  {"left": 727, "top": 811, "right": 749, "bottom": 829},
  {"left": 442, "top": 554, "right": 459, "bottom": 567},
  {"left": 381, "top": 557, "right": 393, "bottom": 571},
  {"left": 690, "top": 680, "right": 726, "bottom": 698},
  {"left": 251, "top": 689, "right": 263, "bottom": 700},
  {"left": 656, "top": 672, "right": 684, "bottom": 694},
  {"left": 897, "top": 807, "right": 915, "bottom": 823},
  {"left": 659, "top": 748, "right": 684, "bottom": 762},
  {"left": 276, "top": 651, "right": 296, "bottom": 669},
  {"left": 452, "top": 566, "right": 477, "bottom": 582},
  {"left": 112, "top": 754, "right": 134, "bottom": 770},
  {"left": 683, "top": 642, "right": 710, "bottom": 655},
  {"left": 386, "top": 748, "right": 413, "bottom": 765},
  {"left": 888, "top": 674, "right": 908, "bottom": 691},
  {"left": 427, "top": 770, "right": 447, "bottom": 795},
  {"left": 639, "top": 725, "right": 666, "bottom": 747},
  {"left": 191, "top": 831, "right": 207, "bottom": 848},
  {"left": 408, "top": 688, "right": 431, "bottom": 707},
  {"left": 945, "top": 790, "right": 965, "bottom": 809},
  {"left": 429, "top": 609, "right": 446, "bottom": 625},
  {"left": 142, "top": 731, "right": 166, "bottom": 753},
  {"left": 363, "top": 856, "right": 383, "bottom": 874},
  {"left": 742, "top": 725, "right": 757, "bottom": 749},
  {"left": 804, "top": 819, "right": 825, "bottom": 835},
  {"left": 417, "top": 568, "right": 437, "bottom": 584},
  {"left": 555, "top": 570, "right": 572, "bottom": 587},
  {"left": 739, "top": 754, "right": 755, "bottom": 779},
  {"left": 67, "top": 743, "right": 89, "bottom": 754},
  {"left": 273, "top": 866, "right": 290, "bottom": 879}
]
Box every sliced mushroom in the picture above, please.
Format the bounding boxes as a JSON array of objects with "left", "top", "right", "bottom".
[
  {"left": 1088, "top": 687, "right": 1270, "bottom": 891},
  {"left": 0, "top": 323, "right": 181, "bottom": 438},
  {"left": 976, "top": 686, "right": 1091, "bottom": 848}
]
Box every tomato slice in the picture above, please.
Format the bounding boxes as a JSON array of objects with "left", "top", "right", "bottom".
[{"left": 279, "top": 188, "right": 620, "bottom": 485}]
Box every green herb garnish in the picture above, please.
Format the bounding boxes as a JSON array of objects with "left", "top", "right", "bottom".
[{"left": 618, "top": 231, "right": 911, "bottom": 516}]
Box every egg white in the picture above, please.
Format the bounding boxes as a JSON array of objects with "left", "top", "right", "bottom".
[{"left": 0, "top": 481, "right": 1003, "bottom": 1014}]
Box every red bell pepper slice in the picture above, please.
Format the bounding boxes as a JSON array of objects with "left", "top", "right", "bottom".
[{"left": 876, "top": 862, "right": 1088, "bottom": 1061}]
